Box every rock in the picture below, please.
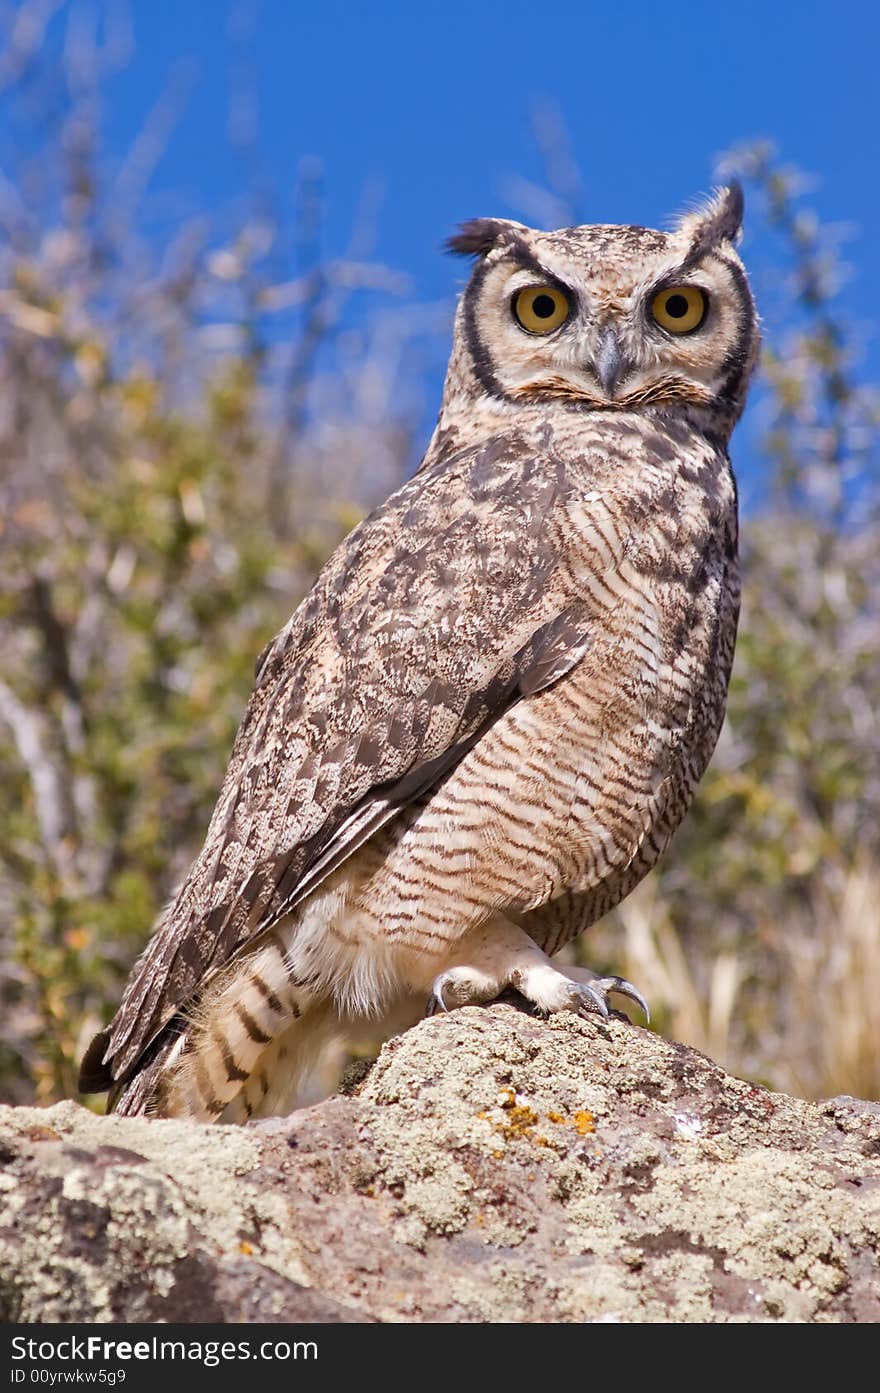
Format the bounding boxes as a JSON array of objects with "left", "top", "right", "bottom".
[{"left": 1, "top": 1004, "right": 879, "bottom": 1323}]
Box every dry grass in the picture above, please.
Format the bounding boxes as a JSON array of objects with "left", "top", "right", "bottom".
[
  {"left": 780, "top": 857, "right": 880, "bottom": 1100},
  {"left": 585, "top": 857, "right": 880, "bottom": 1101}
]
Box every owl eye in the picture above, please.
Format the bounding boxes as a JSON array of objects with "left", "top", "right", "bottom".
[
  {"left": 512, "top": 285, "right": 570, "bottom": 335},
  {"left": 651, "top": 285, "right": 707, "bottom": 334}
]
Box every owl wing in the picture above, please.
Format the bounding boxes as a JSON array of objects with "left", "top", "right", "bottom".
[{"left": 87, "top": 436, "right": 629, "bottom": 1089}]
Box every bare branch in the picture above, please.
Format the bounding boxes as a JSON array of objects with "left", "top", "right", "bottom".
[
  {"left": 0, "top": 679, "right": 72, "bottom": 880},
  {"left": 0, "top": 0, "right": 66, "bottom": 93}
]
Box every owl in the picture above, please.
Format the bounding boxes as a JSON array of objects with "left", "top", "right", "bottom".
[{"left": 80, "top": 185, "right": 759, "bottom": 1123}]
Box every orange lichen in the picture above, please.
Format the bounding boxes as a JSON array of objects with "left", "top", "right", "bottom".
[
  {"left": 25, "top": 1126, "right": 60, "bottom": 1143},
  {"left": 480, "top": 1086, "right": 545, "bottom": 1145},
  {"left": 479, "top": 1089, "right": 594, "bottom": 1148}
]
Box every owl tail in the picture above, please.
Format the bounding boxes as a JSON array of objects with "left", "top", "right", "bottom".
[
  {"left": 110, "top": 933, "right": 319, "bottom": 1122},
  {"left": 108, "top": 1024, "right": 186, "bottom": 1116}
]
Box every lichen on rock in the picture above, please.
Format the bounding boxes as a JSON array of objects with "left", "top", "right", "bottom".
[{"left": 1, "top": 1005, "right": 878, "bottom": 1322}]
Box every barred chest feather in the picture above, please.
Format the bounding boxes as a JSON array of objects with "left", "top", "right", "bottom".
[{"left": 262, "top": 417, "right": 739, "bottom": 1009}]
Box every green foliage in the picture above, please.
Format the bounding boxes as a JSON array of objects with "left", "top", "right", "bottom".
[{"left": 0, "top": 348, "right": 350, "bottom": 1100}]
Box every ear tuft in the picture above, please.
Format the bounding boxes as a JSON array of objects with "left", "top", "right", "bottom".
[
  {"left": 677, "top": 183, "right": 745, "bottom": 257},
  {"left": 446, "top": 217, "right": 519, "bottom": 257}
]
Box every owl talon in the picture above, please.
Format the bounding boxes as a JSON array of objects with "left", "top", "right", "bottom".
[
  {"left": 426, "top": 976, "right": 451, "bottom": 1016},
  {"left": 598, "top": 975, "right": 651, "bottom": 1024}
]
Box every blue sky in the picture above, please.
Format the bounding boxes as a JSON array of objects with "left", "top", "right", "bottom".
[{"left": 48, "top": 1, "right": 880, "bottom": 490}]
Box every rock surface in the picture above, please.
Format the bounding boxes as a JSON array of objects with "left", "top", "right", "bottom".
[{"left": 1, "top": 1004, "right": 879, "bottom": 1323}]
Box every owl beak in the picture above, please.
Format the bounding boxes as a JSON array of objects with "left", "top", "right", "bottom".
[{"left": 594, "top": 327, "right": 627, "bottom": 397}]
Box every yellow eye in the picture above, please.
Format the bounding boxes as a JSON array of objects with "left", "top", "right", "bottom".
[
  {"left": 651, "top": 285, "right": 707, "bottom": 334},
  {"left": 512, "top": 285, "right": 570, "bottom": 335}
]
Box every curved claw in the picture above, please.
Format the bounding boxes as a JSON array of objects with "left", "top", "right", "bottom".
[
  {"left": 575, "top": 983, "right": 610, "bottom": 1019},
  {"left": 425, "top": 977, "right": 451, "bottom": 1017},
  {"left": 597, "top": 975, "right": 651, "bottom": 1025}
]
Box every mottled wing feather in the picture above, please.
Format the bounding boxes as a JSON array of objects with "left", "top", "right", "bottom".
[
  {"left": 100, "top": 436, "right": 627, "bottom": 1084},
  {"left": 96, "top": 607, "right": 594, "bottom": 1107},
  {"left": 247, "top": 599, "right": 595, "bottom": 934}
]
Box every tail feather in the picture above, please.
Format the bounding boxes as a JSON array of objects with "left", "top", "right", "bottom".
[
  {"left": 110, "top": 1024, "right": 186, "bottom": 1116},
  {"left": 79, "top": 1019, "right": 186, "bottom": 1116},
  {"left": 79, "top": 936, "right": 317, "bottom": 1122},
  {"left": 78, "top": 1029, "right": 114, "bottom": 1094},
  {"left": 151, "top": 935, "right": 313, "bottom": 1120}
]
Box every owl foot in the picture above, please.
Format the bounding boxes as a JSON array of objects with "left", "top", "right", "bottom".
[
  {"left": 425, "top": 953, "right": 649, "bottom": 1024},
  {"left": 427, "top": 966, "right": 498, "bottom": 1015},
  {"left": 511, "top": 963, "right": 649, "bottom": 1023},
  {"left": 559, "top": 969, "right": 648, "bottom": 1025},
  {"left": 551, "top": 973, "right": 650, "bottom": 1024}
]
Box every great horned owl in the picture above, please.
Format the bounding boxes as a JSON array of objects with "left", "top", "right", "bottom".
[{"left": 80, "top": 185, "right": 759, "bottom": 1122}]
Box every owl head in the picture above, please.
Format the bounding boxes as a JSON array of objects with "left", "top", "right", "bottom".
[{"left": 445, "top": 185, "right": 759, "bottom": 442}]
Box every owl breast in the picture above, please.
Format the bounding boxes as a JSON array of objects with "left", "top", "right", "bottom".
[
  {"left": 521, "top": 514, "right": 738, "bottom": 953},
  {"left": 329, "top": 419, "right": 739, "bottom": 976}
]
